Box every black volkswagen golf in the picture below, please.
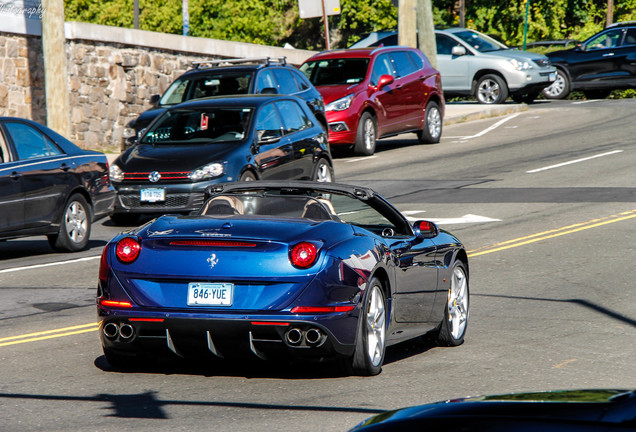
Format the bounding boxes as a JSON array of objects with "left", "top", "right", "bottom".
[
  {"left": 109, "top": 94, "right": 334, "bottom": 225},
  {"left": 122, "top": 57, "right": 326, "bottom": 150}
]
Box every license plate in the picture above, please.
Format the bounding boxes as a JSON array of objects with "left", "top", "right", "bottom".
[
  {"left": 140, "top": 188, "right": 165, "bottom": 202},
  {"left": 187, "top": 283, "right": 233, "bottom": 306},
  {"left": 549, "top": 72, "right": 557, "bottom": 81}
]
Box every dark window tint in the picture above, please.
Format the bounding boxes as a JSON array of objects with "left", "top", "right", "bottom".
[
  {"left": 623, "top": 28, "right": 636, "bottom": 46},
  {"left": 370, "top": 54, "right": 394, "bottom": 86},
  {"left": 301, "top": 58, "right": 370, "bottom": 86},
  {"left": 389, "top": 51, "right": 416, "bottom": 77},
  {"left": 255, "top": 70, "right": 277, "bottom": 93},
  {"left": 276, "top": 100, "right": 310, "bottom": 134},
  {"left": 290, "top": 69, "right": 311, "bottom": 90},
  {"left": 407, "top": 51, "right": 425, "bottom": 70},
  {"left": 436, "top": 34, "right": 458, "bottom": 55},
  {"left": 160, "top": 72, "right": 251, "bottom": 105},
  {"left": 585, "top": 28, "right": 623, "bottom": 50},
  {"left": 255, "top": 103, "right": 283, "bottom": 140},
  {"left": 272, "top": 69, "right": 299, "bottom": 94},
  {"left": 5, "top": 122, "right": 63, "bottom": 160}
]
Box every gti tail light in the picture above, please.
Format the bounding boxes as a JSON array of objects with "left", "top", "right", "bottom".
[
  {"left": 116, "top": 237, "right": 141, "bottom": 263},
  {"left": 289, "top": 242, "right": 318, "bottom": 269}
]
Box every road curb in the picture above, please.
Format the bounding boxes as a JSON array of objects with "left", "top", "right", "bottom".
[{"left": 443, "top": 103, "right": 529, "bottom": 126}]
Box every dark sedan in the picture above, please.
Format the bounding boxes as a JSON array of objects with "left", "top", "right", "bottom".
[
  {"left": 351, "top": 389, "right": 636, "bottom": 431},
  {"left": 109, "top": 95, "right": 334, "bottom": 224},
  {"left": 544, "top": 22, "right": 636, "bottom": 99},
  {"left": 0, "top": 117, "right": 115, "bottom": 251}
]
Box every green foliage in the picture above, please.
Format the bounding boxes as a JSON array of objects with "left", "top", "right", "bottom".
[{"left": 337, "top": 0, "right": 397, "bottom": 48}]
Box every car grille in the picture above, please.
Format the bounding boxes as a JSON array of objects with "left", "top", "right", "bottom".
[
  {"left": 119, "top": 193, "right": 205, "bottom": 209},
  {"left": 533, "top": 58, "right": 551, "bottom": 67},
  {"left": 122, "top": 172, "right": 191, "bottom": 183}
]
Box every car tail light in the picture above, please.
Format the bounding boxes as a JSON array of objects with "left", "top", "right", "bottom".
[
  {"left": 116, "top": 237, "right": 141, "bottom": 263},
  {"left": 98, "top": 246, "right": 110, "bottom": 282},
  {"left": 291, "top": 306, "right": 355, "bottom": 314},
  {"left": 99, "top": 299, "right": 133, "bottom": 308},
  {"left": 289, "top": 242, "right": 318, "bottom": 269}
]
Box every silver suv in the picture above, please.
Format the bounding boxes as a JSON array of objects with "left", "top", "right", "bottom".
[{"left": 351, "top": 28, "right": 557, "bottom": 104}]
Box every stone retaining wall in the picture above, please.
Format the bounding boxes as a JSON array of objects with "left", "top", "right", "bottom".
[{"left": 0, "top": 22, "right": 316, "bottom": 153}]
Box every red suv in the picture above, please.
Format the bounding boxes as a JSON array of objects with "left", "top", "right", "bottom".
[{"left": 300, "top": 46, "right": 444, "bottom": 156}]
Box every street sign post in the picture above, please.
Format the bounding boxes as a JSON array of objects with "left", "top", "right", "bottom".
[{"left": 298, "top": 0, "right": 341, "bottom": 50}]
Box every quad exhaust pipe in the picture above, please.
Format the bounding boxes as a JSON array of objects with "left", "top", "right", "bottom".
[
  {"left": 102, "top": 322, "right": 136, "bottom": 341},
  {"left": 284, "top": 327, "right": 324, "bottom": 347}
]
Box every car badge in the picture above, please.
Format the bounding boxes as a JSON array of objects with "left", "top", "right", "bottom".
[
  {"left": 207, "top": 253, "right": 219, "bottom": 269},
  {"left": 148, "top": 171, "right": 161, "bottom": 183}
]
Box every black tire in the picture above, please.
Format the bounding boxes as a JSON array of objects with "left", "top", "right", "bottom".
[
  {"left": 583, "top": 90, "right": 610, "bottom": 100},
  {"left": 542, "top": 69, "right": 570, "bottom": 99},
  {"left": 311, "top": 158, "right": 334, "bottom": 182},
  {"left": 47, "top": 194, "right": 91, "bottom": 252},
  {"left": 353, "top": 112, "right": 377, "bottom": 156},
  {"left": 436, "top": 261, "right": 469, "bottom": 347},
  {"left": 350, "top": 278, "right": 387, "bottom": 376},
  {"left": 511, "top": 90, "right": 540, "bottom": 104},
  {"left": 417, "top": 101, "right": 442, "bottom": 144},
  {"left": 239, "top": 170, "right": 257, "bottom": 181},
  {"left": 475, "top": 74, "right": 508, "bottom": 104},
  {"left": 109, "top": 213, "right": 139, "bottom": 226}
]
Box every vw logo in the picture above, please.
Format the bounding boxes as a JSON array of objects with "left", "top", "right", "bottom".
[{"left": 148, "top": 171, "right": 161, "bottom": 183}]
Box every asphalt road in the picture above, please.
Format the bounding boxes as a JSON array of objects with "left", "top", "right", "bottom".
[{"left": 0, "top": 99, "right": 635, "bottom": 431}]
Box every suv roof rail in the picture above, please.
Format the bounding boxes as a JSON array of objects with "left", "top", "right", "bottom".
[
  {"left": 193, "top": 57, "right": 287, "bottom": 69},
  {"left": 606, "top": 21, "right": 636, "bottom": 28}
]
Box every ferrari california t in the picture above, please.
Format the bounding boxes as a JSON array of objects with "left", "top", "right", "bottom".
[{"left": 97, "top": 181, "right": 468, "bottom": 375}]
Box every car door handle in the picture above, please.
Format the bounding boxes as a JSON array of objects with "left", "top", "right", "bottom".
[
  {"left": 602, "top": 53, "right": 615, "bottom": 57},
  {"left": 60, "top": 163, "right": 71, "bottom": 171},
  {"left": 10, "top": 171, "right": 21, "bottom": 180}
]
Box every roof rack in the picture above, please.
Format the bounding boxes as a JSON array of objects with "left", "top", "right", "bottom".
[{"left": 192, "top": 57, "right": 287, "bottom": 69}]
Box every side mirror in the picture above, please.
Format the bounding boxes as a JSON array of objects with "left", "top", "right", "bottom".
[
  {"left": 413, "top": 220, "right": 439, "bottom": 239},
  {"left": 258, "top": 129, "right": 282, "bottom": 144},
  {"left": 376, "top": 74, "right": 395, "bottom": 90},
  {"left": 451, "top": 45, "right": 466, "bottom": 56},
  {"left": 259, "top": 87, "right": 279, "bottom": 95},
  {"left": 149, "top": 94, "right": 160, "bottom": 106}
]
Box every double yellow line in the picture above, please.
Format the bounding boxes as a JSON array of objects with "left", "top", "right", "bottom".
[
  {"left": 468, "top": 209, "right": 636, "bottom": 257},
  {"left": 2, "top": 209, "right": 636, "bottom": 348},
  {"left": 0, "top": 323, "right": 99, "bottom": 347}
]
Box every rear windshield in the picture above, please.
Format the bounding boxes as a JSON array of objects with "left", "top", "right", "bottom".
[
  {"left": 300, "top": 58, "right": 370, "bottom": 86},
  {"left": 159, "top": 72, "right": 253, "bottom": 106},
  {"left": 141, "top": 108, "right": 252, "bottom": 145}
]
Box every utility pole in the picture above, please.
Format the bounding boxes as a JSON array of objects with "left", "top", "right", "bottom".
[
  {"left": 416, "top": 0, "right": 437, "bottom": 68},
  {"left": 459, "top": 0, "right": 465, "bottom": 28},
  {"left": 606, "top": 0, "right": 614, "bottom": 27},
  {"left": 398, "top": 0, "right": 417, "bottom": 48},
  {"left": 41, "top": 0, "right": 71, "bottom": 137}
]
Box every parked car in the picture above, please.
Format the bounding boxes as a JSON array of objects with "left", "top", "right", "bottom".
[
  {"left": 121, "top": 57, "right": 326, "bottom": 150},
  {"left": 543, "top": 22, "right": 636, "bottom": 100},
  {"left": 351, "top": 389, "right": 636, "bottom": 431},
  {"left": 97, "top": 181, "right": 469, "bottom": 375},
  {"left": 299, "top": 46, "right": 444, "bottom": 156},
  {"left": 0, "top": 117, "right": 115, "bottom": 251},
  {"left": 350, "top": 28, "right": 557, "bottom": 104},
  {"left": 109, "top": 95, "right": 334, "bottom": 224}
]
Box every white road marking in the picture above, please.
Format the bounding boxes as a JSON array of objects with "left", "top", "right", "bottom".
[
  {"left": 0, "top": 256, "right": 100, "bottom": 274},
  {"left": 526, "top": 150, "right": 623, "bottom": 173},
  {"left": 572, "top": 100, "right": 600, "bottom": 104},
  {"left": 345, "top": 155, "right": 378, "bottom": 163},
  {"left": 444, "top": 112, "right": 522, "bottom": 139},
  {"left": 405, "top": 213, "right": 502, "bottom": 225}
]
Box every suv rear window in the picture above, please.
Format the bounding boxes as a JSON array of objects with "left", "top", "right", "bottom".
[
  {"left": 160, "top": 72, "right": 252, "bottom": 106},
  {"left": 300, "top": 58, "right": 370, "bottom": 86}
]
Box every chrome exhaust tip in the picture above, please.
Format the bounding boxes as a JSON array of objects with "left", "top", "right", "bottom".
[
  {"left": 103, "top": 322, "right": 119, "bottom": 339},
  {"left": 119, "top": 323, "right": 135, "bottom": 340},
  {"left": 305, "top": 328, "right": 322, "bottom": 345},
  {"left": 285, "top": 328, "right": 303, "bottom": 345}
]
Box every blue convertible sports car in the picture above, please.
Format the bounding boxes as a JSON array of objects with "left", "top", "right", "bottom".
[{"left": 97, "top": 181, "right": 469, "bottom": 375}]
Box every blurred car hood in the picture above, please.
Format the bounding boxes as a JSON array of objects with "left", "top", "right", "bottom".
[
  {"left": 484, "top": 48, "right": 549, "bottom": 63},
  {"left": 130, "top": 107, "right": 167, "bottom": 131}
]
